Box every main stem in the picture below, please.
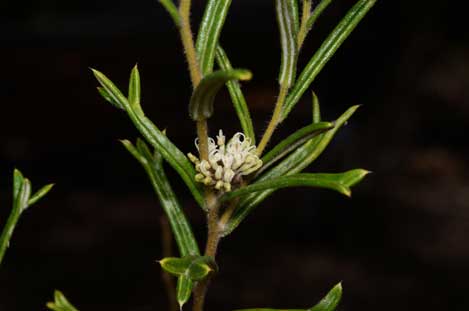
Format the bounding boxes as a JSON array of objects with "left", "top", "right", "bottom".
[
  {"left": 256, "top": 84, "right": 290, "bottom": 156},
  {"left": 193, "top": 199, "right": 222, "bottom": 311},
  {"left": 178, "top": 0, "right": 209, "bottom": 160}
]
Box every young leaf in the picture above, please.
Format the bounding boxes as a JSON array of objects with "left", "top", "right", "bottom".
[
  {"left": 222, "top": 170, "right": 369, "bottom": 202},
  {"left": 189, "top": 69, "right": 252, "bottom": 121},
  {"left": 92, "top": 68, "right": 206, "bottom": 209},
  {"left": 215, "top": 46, "right": 256, "bottom": 143},
  {"left": 223, "top": 105, "right": 360, "bottom": 236},
  {"left": 309, "top": 283, "right": 342, "bottom": 311},
  {"left": 0, "top": 170, "right": 51, "bottom": 266},
  {"left": 159, "top": 255, "right": 214, "bottom": 280},
  {"left": 159, "top": 0, "right": 181, "bottom": 26},
  {"left": 307, "top": 0, "right": 334, "bottom": 31},
  {"left": 276, "top": 0, "right": 298, "bottom": 87},
  {"left": 46, "top": 290, "right": 79, "bottom": 311},
  {"left": 97, "top": 87, "right": 124, "bottom": 110},
  {"left": 128, "top": 64, "right": 141, "bottom": 110},
  {"left": 312, "top": 91, "right": 321, "bottom": 123},
  {"left": 122, "top": 139, "right": 201, "bottom": 256},
  {"left": 256, "top": 121, "right": 333, "bottom": 176},
  {"left": 160, "top": 256, "right": 195, "bottom": 276},
  {"left": 196, "top": 0, "right": 233, "bottom": 75},
  {"left": 281, "top": 0, "right": 376, "bottom": 121},
  {"left": 233, "top": 283, "right": 342, "bottom": 311},
  {"left": 28, "top": 183, "right": 54, "bottom": 206},
  {"left": 297, "top": 0, "right": 312, "bottom": 48},
  {"left": 177, "top": 274, "right": 193, "bottom": 310}
]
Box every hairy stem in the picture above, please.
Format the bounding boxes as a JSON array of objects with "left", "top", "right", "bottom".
[
  {"left": 179, "top": 0, "right": 202, "bottom": 87},
  {"left": 256, "top": 84, "right": 290, "bottom": 156},
  {"left": 192, "top": 201, "right": 222, "bottom": 311},
  {"left": 178, "top": 0, "right": 210, "bottom": 160}
]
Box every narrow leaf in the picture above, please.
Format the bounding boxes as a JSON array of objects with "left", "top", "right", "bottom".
[
  {"left": 28, "top": 183, "right": 54, "bottom": 206},
  {"left": 297, "top": 0, "right": 313, "bottom": 48},
  {"left": 46, "top": 290, "right": 79, "bottom": 311},
  {"left": 276, "top": 0, "right": 298, "bottom": 87},
  {"left": 232, "top": 283, "right": 342, "bottom": 311},
  {"left": 312, "top": 91, "right": 321, "bottom": 123},
  {"left": 189, "top": 69, "right": 252, "bottom": 121},
  {"left": 92, "top": 68, "right": 205, "bottom": 209},
  {"left": 0, "top": 173, "right": 29, "bottom": 266},
  {"left": 223, "top": 105, "right": 359, "bottom": 236},
  {"left": 196, "top": 0, "right": 233, "bottom": 75},
  {"left": 97, "top": 86, "right": 124, "bottom": 110},
  {"left": 122, "top": 139, "right": 200, "bottom": 256},
  {"left": 1, "top": 170, "right": 52, "bottom": 266},
  {"left": 307, "top": 0, "right": 334, "bottom": 31},
  {"left": 309, "top": 283, "right": 342, "bottom": 311},
  {"left": 159, "top": 0, "right": 181, "bottom": 26},
  {"left": 12, "top": 168, "right": 24, "bottom": 199},
  {"left": 222, "top": 170, "right": 370, "bottom": 202},
  {"left": 177, "top": 274, "right": 193, "bottom": 310},
  {"left": 287, "top": 0, "right": 300, "bottom": 36},
  {"left": 281, "top": 0, "right": 376, "bottom": 121},
  {"left": 215, "top": 46, "right": 256, "bottom": 143},
  {"left": 128, "top": 64, "right": 141, "bottom": 110},
  {"left": 256, "top": 121, "right": 333, "bottom": 176}
]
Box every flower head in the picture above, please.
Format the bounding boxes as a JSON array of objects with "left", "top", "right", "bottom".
[{"left": 188, "top": 130, "right": 262, "bottom": 192}]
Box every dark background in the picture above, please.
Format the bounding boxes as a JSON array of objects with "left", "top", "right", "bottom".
[{"left": 1, "top": 0, "right": 468, "bottom": 310}]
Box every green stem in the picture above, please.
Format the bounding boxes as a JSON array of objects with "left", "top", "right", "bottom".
[
  {"left": 0, "top": 203, "right": 22, "bottom": 266},
  {"left": 256, "top": 84, "right": 290, "bottom": 156}
]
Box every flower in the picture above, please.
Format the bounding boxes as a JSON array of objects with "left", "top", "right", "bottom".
[{"left": 188, "top": 130, "right": 263, "bottom": 192}]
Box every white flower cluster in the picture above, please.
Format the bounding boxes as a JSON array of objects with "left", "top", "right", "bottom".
[{"left": 188, "top": 130, "right": 263, "bottom": 192}]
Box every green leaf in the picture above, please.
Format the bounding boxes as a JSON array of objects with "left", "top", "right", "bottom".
[
  {"left": 159, "top": 0, "right": 180, "bottom": 26},
  {"left": 46, "top": 290, "right": 79, "bottom": 311},
  {"left": 256, "top": 121, "right": 333, "bottom": 177},
  {"left": 276, "top": 0, "right": 298, "bottom": 87},
  {"left": 309, "top": 283, "right": 342, "bottom": 311},
  {"left": 97, "top": 86, "right": 124, "bottom": 110},
  {"left": 160, "top": 256, "right": 195, "bottom": 276},
  {"left": 159, "top": 255, "right": 215, "bottom": 280},
  {"left": 122, "top": 139, "right": 200, "bottom": 256},
  {"left": 128, "top": 64, "right": 141, "bottom": 110},
  {"left": 196, "top": 0, "right": 233, "bottom": 75},
  {"left": 177, "top": 274, "right": 193, "bottom": 310},
  {"left": 189, "top": 69, "right": 252, "bottom": 121},
  {"left": 281, "top": 0, "right": 376, "bottom": 121},
  {"left": 233, "top": 283, "right": 342, "bottom": 311},
  {"left": 288, "top": 0, "right": 300, "bottom": 37},
  {"left": 222, "top": 170, "right": 369, "bottom": 202},
  {"left": 223, "top": 105, "right": 359, "bottom": 236},
  {"left": 215, "top": 46, "right": 256, "bottom": 143},
  {"left": 307, "top": 0, "right": 334, "bottom": 31},
  {"left": 92, "top": 68, "right": 206, "bottom": 210},
  {"left": 0, "top": 170, "right": 34, "bottom": 266},
  {"left": 28, "top": 183, "right": 54, "bottom": 206},
  {"left": 312, "top": 91, "right": 321, "bottom": 123}
]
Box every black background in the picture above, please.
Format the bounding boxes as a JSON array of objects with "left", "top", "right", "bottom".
[{"left": 1, "top": 0, "right": 468, "bottom": 310}]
